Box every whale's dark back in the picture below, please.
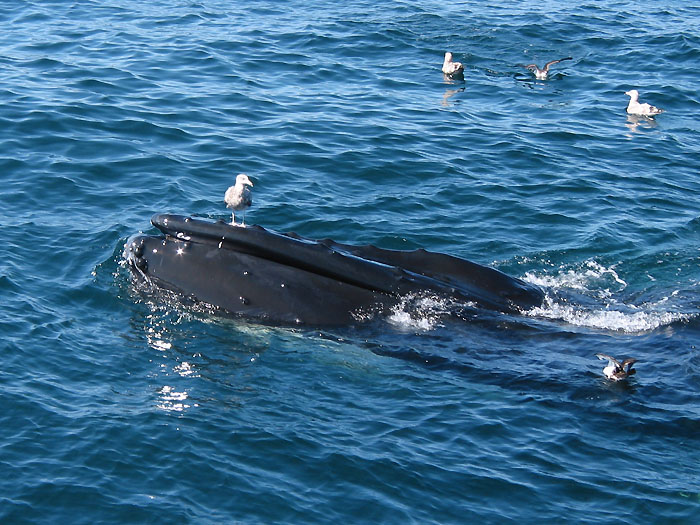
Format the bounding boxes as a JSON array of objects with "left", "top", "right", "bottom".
[{"left": 125, "top": 214, "right": 544, "bottom": 325}]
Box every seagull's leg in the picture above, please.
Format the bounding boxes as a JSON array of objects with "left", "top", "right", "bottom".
[
  {"left": 242, "top": 212, "right": 246, "bottom": 227},
  {"left": 231, "top": 212, "right": 236, "bottom": 225}
]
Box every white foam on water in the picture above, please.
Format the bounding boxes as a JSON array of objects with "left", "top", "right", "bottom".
[
  {"left": 386, "top": 294, "right": 468, "bottom": 331},
  {"left": 522, "top": 260, "right": 692, "bottom": 333},
  {"left": 523, "top": 260, "right": 627, "bottom": 295},
  {"left": 524, "top": 294, "right": 691, "bottom": 333}
]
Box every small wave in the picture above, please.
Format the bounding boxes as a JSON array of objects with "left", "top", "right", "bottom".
[
  {"left": 521, "top": 259, "right": 694, "bottom": 332},
  {"left": 523, "top": 260, "right": 627, "bottom": 296},
  {"left": 386, "top": 293, "right": 464, "bottom": 331},
  {"left": 524, "top": 294, "right": 691, "bottom": 333}
]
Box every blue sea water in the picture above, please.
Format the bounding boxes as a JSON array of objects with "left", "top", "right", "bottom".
[{"left": 2, "top": 0, "right": 700, "bottom": 522}]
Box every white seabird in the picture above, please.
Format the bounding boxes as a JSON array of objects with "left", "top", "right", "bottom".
[
  {"left": 519, "top": 57, "right": 572, "bottom": 80},
  {"left": 224, "top": 173, "right": 253, "bottom": 227},
  {"left": 596, "top": 353, "right": 638, "bottom": 381},
  {"left": 624, "top": 89, "right": 664, "bottom": 117},
  {"left": 442, "top": 52, "right": 464, "bottom": 77}
]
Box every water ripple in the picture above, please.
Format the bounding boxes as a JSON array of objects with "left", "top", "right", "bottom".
[{"left": 1, "top": 1, "right": 700, "bottom": 523}]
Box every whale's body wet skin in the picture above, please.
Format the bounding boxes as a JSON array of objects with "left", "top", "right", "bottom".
[{"left": 126, "top": 214, "right": 544, "bottom": 325}]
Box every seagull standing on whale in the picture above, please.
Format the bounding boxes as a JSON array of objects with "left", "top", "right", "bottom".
[
  {"left": 596, "top": 353, "right": 638, "bottom": 381},
  {"left": 442, "top": 52, "right": 464, "bottom": 77},
  {"left": 519, "top": 57, "right": 572, "bottom": 80},
  {"left": 224, "top": 173, "right": 253, "bottom": 227},
  {"left": 624, "top": 89, "right": 664, "bottom": 117}
]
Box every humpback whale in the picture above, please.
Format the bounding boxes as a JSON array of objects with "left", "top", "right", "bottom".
[{"left": 125, "top": 214, "right": 544, "bottom": 325}]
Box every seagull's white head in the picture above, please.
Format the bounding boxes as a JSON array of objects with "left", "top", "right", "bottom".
[
  {"left": 625, "top": 89, "right": 639, "bottom": 99},
  {"left": 236, "top": 173, "right": 253, "bottom": 187},
  {"left": 444, "top": 52, "right": 453, "bottom": 62}
]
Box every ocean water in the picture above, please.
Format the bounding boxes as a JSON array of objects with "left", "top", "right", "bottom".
[{"left": 2, "top": 0, "right": 700, "bottom": 522}]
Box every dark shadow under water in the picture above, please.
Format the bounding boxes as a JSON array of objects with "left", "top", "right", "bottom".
[{"left": 123, "top": 250, "right": 700, "bottom": 424}]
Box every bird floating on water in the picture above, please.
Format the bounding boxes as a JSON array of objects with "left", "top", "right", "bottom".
[
  {"left": 596, "top": 353, "right": 638, "bottom": 381},
  {"left": 624, "top": 89, "right": 664, "bottom": 117},
  {"left": 224, "top": 173, "right": 253, "bottom": 227},
  {"left": 519, "top": 57, "right": 572, "bottom": 80},
  {"left": 442, "top": 52, "right": 464, "bottom": 77}
]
